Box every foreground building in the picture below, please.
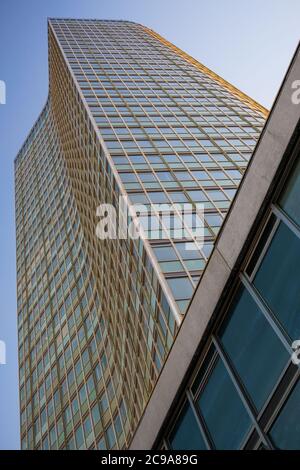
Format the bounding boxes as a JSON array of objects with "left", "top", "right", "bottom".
[
  {"left": 15, "top": 18, "right": 267, "bottom": 449},
  {"left": 131, "top": 43, "right": 300, "bottom": 450}
]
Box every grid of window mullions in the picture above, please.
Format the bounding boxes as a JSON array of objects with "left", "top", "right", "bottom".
[
  {"left": 51, "top": 30, "right": 190, "bottom": 320},
  {"left": 52, "top": 23, "right": 264, "bottom": 129},
  {"left": 34, "top": 38, "right": 176, "bottom": 446},
  {"left": 52, "top": 21, "right": 262, "bottom": 316},
  {"left": 15, "top": 116, "right": 123, "bottom": 448}
]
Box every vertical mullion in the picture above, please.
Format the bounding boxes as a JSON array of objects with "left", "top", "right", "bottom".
[
  {"left": 186, "top": 390, "right": 214, "bottom": 450},
  {"left": 212, "top": 336, "right": 274, "bottom": 449}
]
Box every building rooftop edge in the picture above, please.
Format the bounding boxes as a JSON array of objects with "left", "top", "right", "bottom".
[
  {"left": 14, "top": 98, "right": 50, "bottom": 166},
  {"left": 47, "top": 17, "right": 140, "bottom": 24}
]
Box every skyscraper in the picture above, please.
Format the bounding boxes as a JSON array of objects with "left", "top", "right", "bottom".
[{"left": 15, "top": 19, "right": 267, "bottom": 450}]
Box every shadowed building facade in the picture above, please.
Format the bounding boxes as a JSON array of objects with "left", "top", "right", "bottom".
[{"left": 15, "top": 19, "right": 266, "bottom": 449}]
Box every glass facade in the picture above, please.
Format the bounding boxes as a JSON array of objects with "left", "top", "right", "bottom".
[
  {"left": 15, "top": 19, "right": 266, "bottom": 449},
  {"left": 49, "top": 18, "right": 266, "bottom": 313},
  {"left": 160, "top": 152, "right": 300, "bottom": 450}
]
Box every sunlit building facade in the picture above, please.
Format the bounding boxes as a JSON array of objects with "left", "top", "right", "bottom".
[{"left": 15, "top": 18, "right": 267, "bottom": 449}]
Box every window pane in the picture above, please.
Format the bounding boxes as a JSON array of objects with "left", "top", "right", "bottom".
[
  {"left": 84, "top": 416, "right": 92, "bottom": 438},
  {"left": 254, "top": 222, "right": 300, "bottom": 340},
  {"left": 92, "top": 404, "right": 100, "bottom": 424},
  {"left": 169, "top": 402, "right": 206, "bottom": 450},
  {"left": 106, "top": 424, "right": 116, "bottom": 448},
  {"left": 280, "top": 157, "right": 300, "bottom": 227},
  {"left": 197, "top": 357, "right": 251, "bottom": 449},
  {"left": 220, "top": 287, "right": 288, "bottom": 410},
  {"left": 153, "top": 245, "right": 177, "bottom": 262},
  {"left": 174, "top": 242, "right": 202, "bottom": 260},
  {"left": 169, "top": 192, "right": 189, "bottom": 203},
  {"left": 270, "top": 380, "right": 300, "bottom": 449},
  {"left": 75, "top": 425, "right": 84, "bottom": 449},
  {"left": 97, "top": 437, "right": 106, "bottom": 450},
  {"left": 167, "top": 277, "right": 193, "bottom": 301}
]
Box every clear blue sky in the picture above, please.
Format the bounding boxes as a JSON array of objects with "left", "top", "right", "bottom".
[{"left": 0, "top": 0, "right": 299, "bottom": 450}]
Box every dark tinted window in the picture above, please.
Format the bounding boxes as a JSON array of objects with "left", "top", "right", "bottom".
[
  {"left": 220, "top": 287, "right": 289, "bottom": 410},
  {"left": 270, "top": 380, "right": 300, "bottom": 449},
  {"left": 197, "top": 357, "right": 251, "bottom": 449},
  {"left": 254, "top": 222, "right": 300, "bottom": 340},
  {"left": 169, "top": 402, "right": 206, "bottom": 450},
  {"left": 280, "top": 157, "right": 300, "bottom": 227}
]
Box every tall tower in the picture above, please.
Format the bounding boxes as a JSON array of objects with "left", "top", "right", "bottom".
[{"left": 15, "top": 19, "right": 267, "bottom": 450}]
